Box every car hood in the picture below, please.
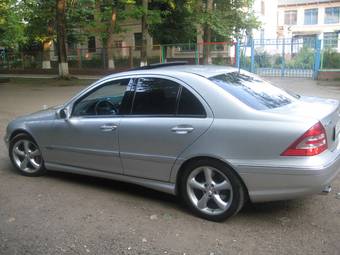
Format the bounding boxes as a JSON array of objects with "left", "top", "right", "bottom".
[{"left": 14, "top": 105, "right": 61, "bottom": 122}]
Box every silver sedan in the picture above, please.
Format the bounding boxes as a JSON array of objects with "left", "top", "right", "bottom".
[{"left": 4, "top": 64, "right": 340, "bottom": 221}]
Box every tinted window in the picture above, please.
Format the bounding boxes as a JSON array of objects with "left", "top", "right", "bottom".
[
  {"left": 178, "top": 87, "right": 206, "bottom": 116},
  {"left": 73, "top": 79, "right": 134, "bottom": 116},
  {"left": 132, "top": 78, "right": 180, "bottom": 115},
  {"left": 209, "top": 72, "right": 296, "bottom": 110}
]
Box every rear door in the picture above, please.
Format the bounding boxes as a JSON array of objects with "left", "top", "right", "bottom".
[{"left": 119, "top": 76, "right": 213, "bottom": 181}]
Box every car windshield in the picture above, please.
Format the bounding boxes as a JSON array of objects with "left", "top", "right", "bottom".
[{"left": 209, "top": 72, "right": 296, "bottom": 110}]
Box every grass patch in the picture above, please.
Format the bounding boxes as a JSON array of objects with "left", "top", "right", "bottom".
[{"left": 5, "top": 77, "right": 95, "bottom": 87}]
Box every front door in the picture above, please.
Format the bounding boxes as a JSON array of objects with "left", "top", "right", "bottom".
[{"left": 48, "top": 78, "right": 134, "bottom": 174}]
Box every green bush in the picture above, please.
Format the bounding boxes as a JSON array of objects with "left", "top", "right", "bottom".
[
  {"left": 322, "top": 48, "right": 340, "bottom": 69},
  {"left": 254, "top": 50, "right": 271, "bottom": 67},
  {"left": 286, "top": 46, "right": 314, "bottom": 69}
]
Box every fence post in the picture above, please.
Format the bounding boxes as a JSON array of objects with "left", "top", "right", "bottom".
[
  {"left": 250, "top": 38, "right": 255, "bottom": 73},
  {"left": 313, "top": 39, "right": 321, "bottom": 80},
  {"left": 281, "top": 38, "right": 285, "bottom": 77},
  {"left": 235, "top": 41, "right": 240, "bottom": 69}
]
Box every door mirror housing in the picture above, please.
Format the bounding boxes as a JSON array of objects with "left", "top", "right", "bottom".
[{"left": 58, "top": 108, "right": 70, "bottom": 120}]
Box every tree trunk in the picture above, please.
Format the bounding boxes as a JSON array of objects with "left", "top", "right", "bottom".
[
  {"left": 56, "top": 0, "right": 69, "bottom": 78},
  {"left": 107, "top": 7, "right": 117, "bottom": 69},
  {"left": 140, "top": 0, "right": 148, "bottom": 66},
  {"left": 42, "top": 40, "right": 52, "bottom": 69},
  {"left": 203, "top": 0, "right": 213, "bottom": 64}
]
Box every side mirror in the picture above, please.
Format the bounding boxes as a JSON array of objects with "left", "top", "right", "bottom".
[{"left": 58, "top": 108, "right": 69, "bottom": 120}]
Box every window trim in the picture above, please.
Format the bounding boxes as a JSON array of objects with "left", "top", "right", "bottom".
[{"left": 67, "top": 74, "right": 210, "bottom": 119}]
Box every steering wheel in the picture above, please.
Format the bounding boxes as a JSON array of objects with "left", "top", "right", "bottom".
[{"left": 94, "top": 99, "right": 117, "bottom": 115}]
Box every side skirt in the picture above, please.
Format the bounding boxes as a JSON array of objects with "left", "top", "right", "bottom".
[{"left": 45, "top": 162, "right": 176, "bottom": 195}]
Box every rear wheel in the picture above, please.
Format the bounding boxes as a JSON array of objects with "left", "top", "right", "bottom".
[
  {"left": 180, "top": 159, "right": 245, "bottom": 221},
  {"left": 9, "top": 134, "right": 46, "bottom": 176}
]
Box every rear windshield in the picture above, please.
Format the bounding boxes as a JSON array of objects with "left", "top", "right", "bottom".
[{"left": 209, "top": 72, "right": 296, "bottom": 110}]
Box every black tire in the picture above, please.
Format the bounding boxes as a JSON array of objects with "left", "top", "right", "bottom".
[
  {"left": 9, "top": 133, "right": 46, "bottom": 177},
  {"left": 180, "top": 159, "right": 245, "bottom": 222}
]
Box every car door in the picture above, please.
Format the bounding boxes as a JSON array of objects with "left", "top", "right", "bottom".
[
  {"left": 119, "top": 76, "right": 213, "bottom": 181},
  {"left": 48, "top": 78, "right": 134, "bottom": 174}
]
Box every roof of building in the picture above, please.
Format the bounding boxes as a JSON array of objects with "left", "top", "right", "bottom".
[{"left": 278, "top": 0, "right": 339, "bottom": 6}]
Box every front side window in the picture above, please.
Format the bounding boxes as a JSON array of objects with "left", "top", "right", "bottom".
[
  {"left": 72, "top": 79, "right": 134, "bottom": 116},
  {"left": 209, "top": 72, "right": 296, "bottom": 110},
  {"left": 131, "top": 78, "right": 180, "bottom": 115},
  {"left": 325, "top": 7, "right": 340, "bottom": 24},
  {"left": 284, "top": 10, "right": 297, "bottom": 25},
  {"left": 304, "top": 8, "right": 318, "bottom": 25}
]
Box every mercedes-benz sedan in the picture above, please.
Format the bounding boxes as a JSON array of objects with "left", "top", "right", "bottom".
[{"left": 5, "top": 63, "right": 340, "bottom": 221}]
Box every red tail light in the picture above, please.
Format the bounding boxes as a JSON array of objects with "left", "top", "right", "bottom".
[{"left": 281, "top": 122, "right": 328, "bottom": 156}]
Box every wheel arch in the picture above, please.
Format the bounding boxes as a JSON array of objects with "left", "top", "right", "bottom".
[
  {"left": 9, "top": 129, "right": 36, "bottom": 143},
  {"left": 175, "top": 156, "right": 250, "bottom": 200}
]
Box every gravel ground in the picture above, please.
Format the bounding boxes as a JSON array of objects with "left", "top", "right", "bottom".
[{"left": 0, "top": 77, "right": 340, "bottom": 255}]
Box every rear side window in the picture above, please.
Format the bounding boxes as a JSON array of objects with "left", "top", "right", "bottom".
[
  {"left": 132, "top": 78, "right": 180, "bottom": 115},
  {"left": 209, "top": 72, "right": 296, "bottom": 110},
  {"left": 178, "top": 87, "right": 206, "bottom": 116}
]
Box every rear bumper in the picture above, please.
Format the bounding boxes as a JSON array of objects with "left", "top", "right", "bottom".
[{"left": 237, "top": 144, "right": 340, "bottom": 203}]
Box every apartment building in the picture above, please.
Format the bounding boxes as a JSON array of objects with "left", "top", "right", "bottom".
[{"left": 277, "top": 0, "right": 340, "bottom": 50}]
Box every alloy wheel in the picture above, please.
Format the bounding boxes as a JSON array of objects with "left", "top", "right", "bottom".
[
  {"left": 12, "top": 139, "right": 42, "bottom": 173},
  {"left": 186, "top": 166, "right": 233, "bottom": 215}
]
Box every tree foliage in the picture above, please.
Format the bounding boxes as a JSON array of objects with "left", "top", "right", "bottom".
[{"left": 0, "top": 0, "right": 26, "bottom": 48}]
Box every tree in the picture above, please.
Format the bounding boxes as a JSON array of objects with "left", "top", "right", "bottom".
[
  {"left": 193, "top": 0, "right": 260, "bottom": 63},
  {"left": 140, "top": 0, "right": 148, "bottom": 66},
  {"left": 149, "top": 0, "right": 196, "bottom": 45},
  {"left": 0, "top": 0, "right": 26, "bottom": 48},
  {"left": 24, "top": 0, "right": 55, "bottom": 69},
  {"left": 56, "top": 0, "right": 69, "bottom": 77}
]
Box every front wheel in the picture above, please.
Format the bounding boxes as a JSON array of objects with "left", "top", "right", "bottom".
[
  {"left": 180, "top": 159, "right": 245, "bottom": 221},
  {"left": 9, "top": 134, "right": 46, "bottom": 177}
]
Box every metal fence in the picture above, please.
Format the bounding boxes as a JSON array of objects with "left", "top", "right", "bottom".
[{"left": 0, "top": 39, "right": 339, "bottom": 79}]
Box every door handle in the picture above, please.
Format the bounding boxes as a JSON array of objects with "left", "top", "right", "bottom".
[
  {"left": 171, "top": 125, "right": 194, "bottom": 134},
  {"left": 100, "top": 124, "right": 118, "bottom": 131}
]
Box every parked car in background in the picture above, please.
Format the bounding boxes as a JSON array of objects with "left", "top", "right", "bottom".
[{"left": 5, "top": 63, "right": 340, "bottom": 221}]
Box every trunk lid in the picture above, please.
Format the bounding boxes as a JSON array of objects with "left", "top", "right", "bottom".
[{"left": 267, "top": 96, "right": 340, "bottom": 151}]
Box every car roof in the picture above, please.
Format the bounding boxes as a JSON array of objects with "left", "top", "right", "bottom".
[{"left": 108, "top": 64, "right": 239, "bottom": 79}]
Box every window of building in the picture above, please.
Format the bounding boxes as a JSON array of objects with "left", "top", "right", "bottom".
[
  {"left": 88, "top": 36, "right": 96, "bottom": 53},
  {"left": 131, "top": 78, "right": 180, "bottom": 115},
  {"left": 115, "top": 40, "right": 123, "bottom": 48},
  {"left": 261, "top": 1, "right": 265, "bottom": 15},
  {"left": 260, "top": 29, "right": 265, "bottom": 46},
  {"left": 284, "top": 10, "right": 297, "bottom": 25},
  {"left": 324, "top": 32, "right": 338, "bottom": 48},
  {"left": 302, "top": 35, "right": 316, "bottom": 48},
  {"left": 152, "top": 36, "right": 160, "bottom": 50},
  {"left": 325, "top": 7, "right": 340, "bottom": 24},
  {"left": 134, "top": 33, "right": 142, "bottom": 50},
  {"left": 304, "top": 8, "right": 318, "bottom": 25}
]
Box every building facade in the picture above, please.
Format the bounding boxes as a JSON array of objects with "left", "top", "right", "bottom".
[{"left": 277, "top": 0, "right": 340, "bottom": 50}]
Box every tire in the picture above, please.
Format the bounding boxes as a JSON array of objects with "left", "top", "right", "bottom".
[
  {"left": 180, "top": 159, "right": 245, "bottom": 222},
  {"left": 9, "top": 133, "right": 46, "bottom": 177}
]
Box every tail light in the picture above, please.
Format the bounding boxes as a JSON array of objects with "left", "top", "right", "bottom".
[{"left": 281, "top": 122, "right": 328, "bottom": 156}]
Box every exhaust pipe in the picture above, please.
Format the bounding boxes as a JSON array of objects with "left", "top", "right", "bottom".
[{"left": 321, "top": 185, "right": 332, "bottom": 195}]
